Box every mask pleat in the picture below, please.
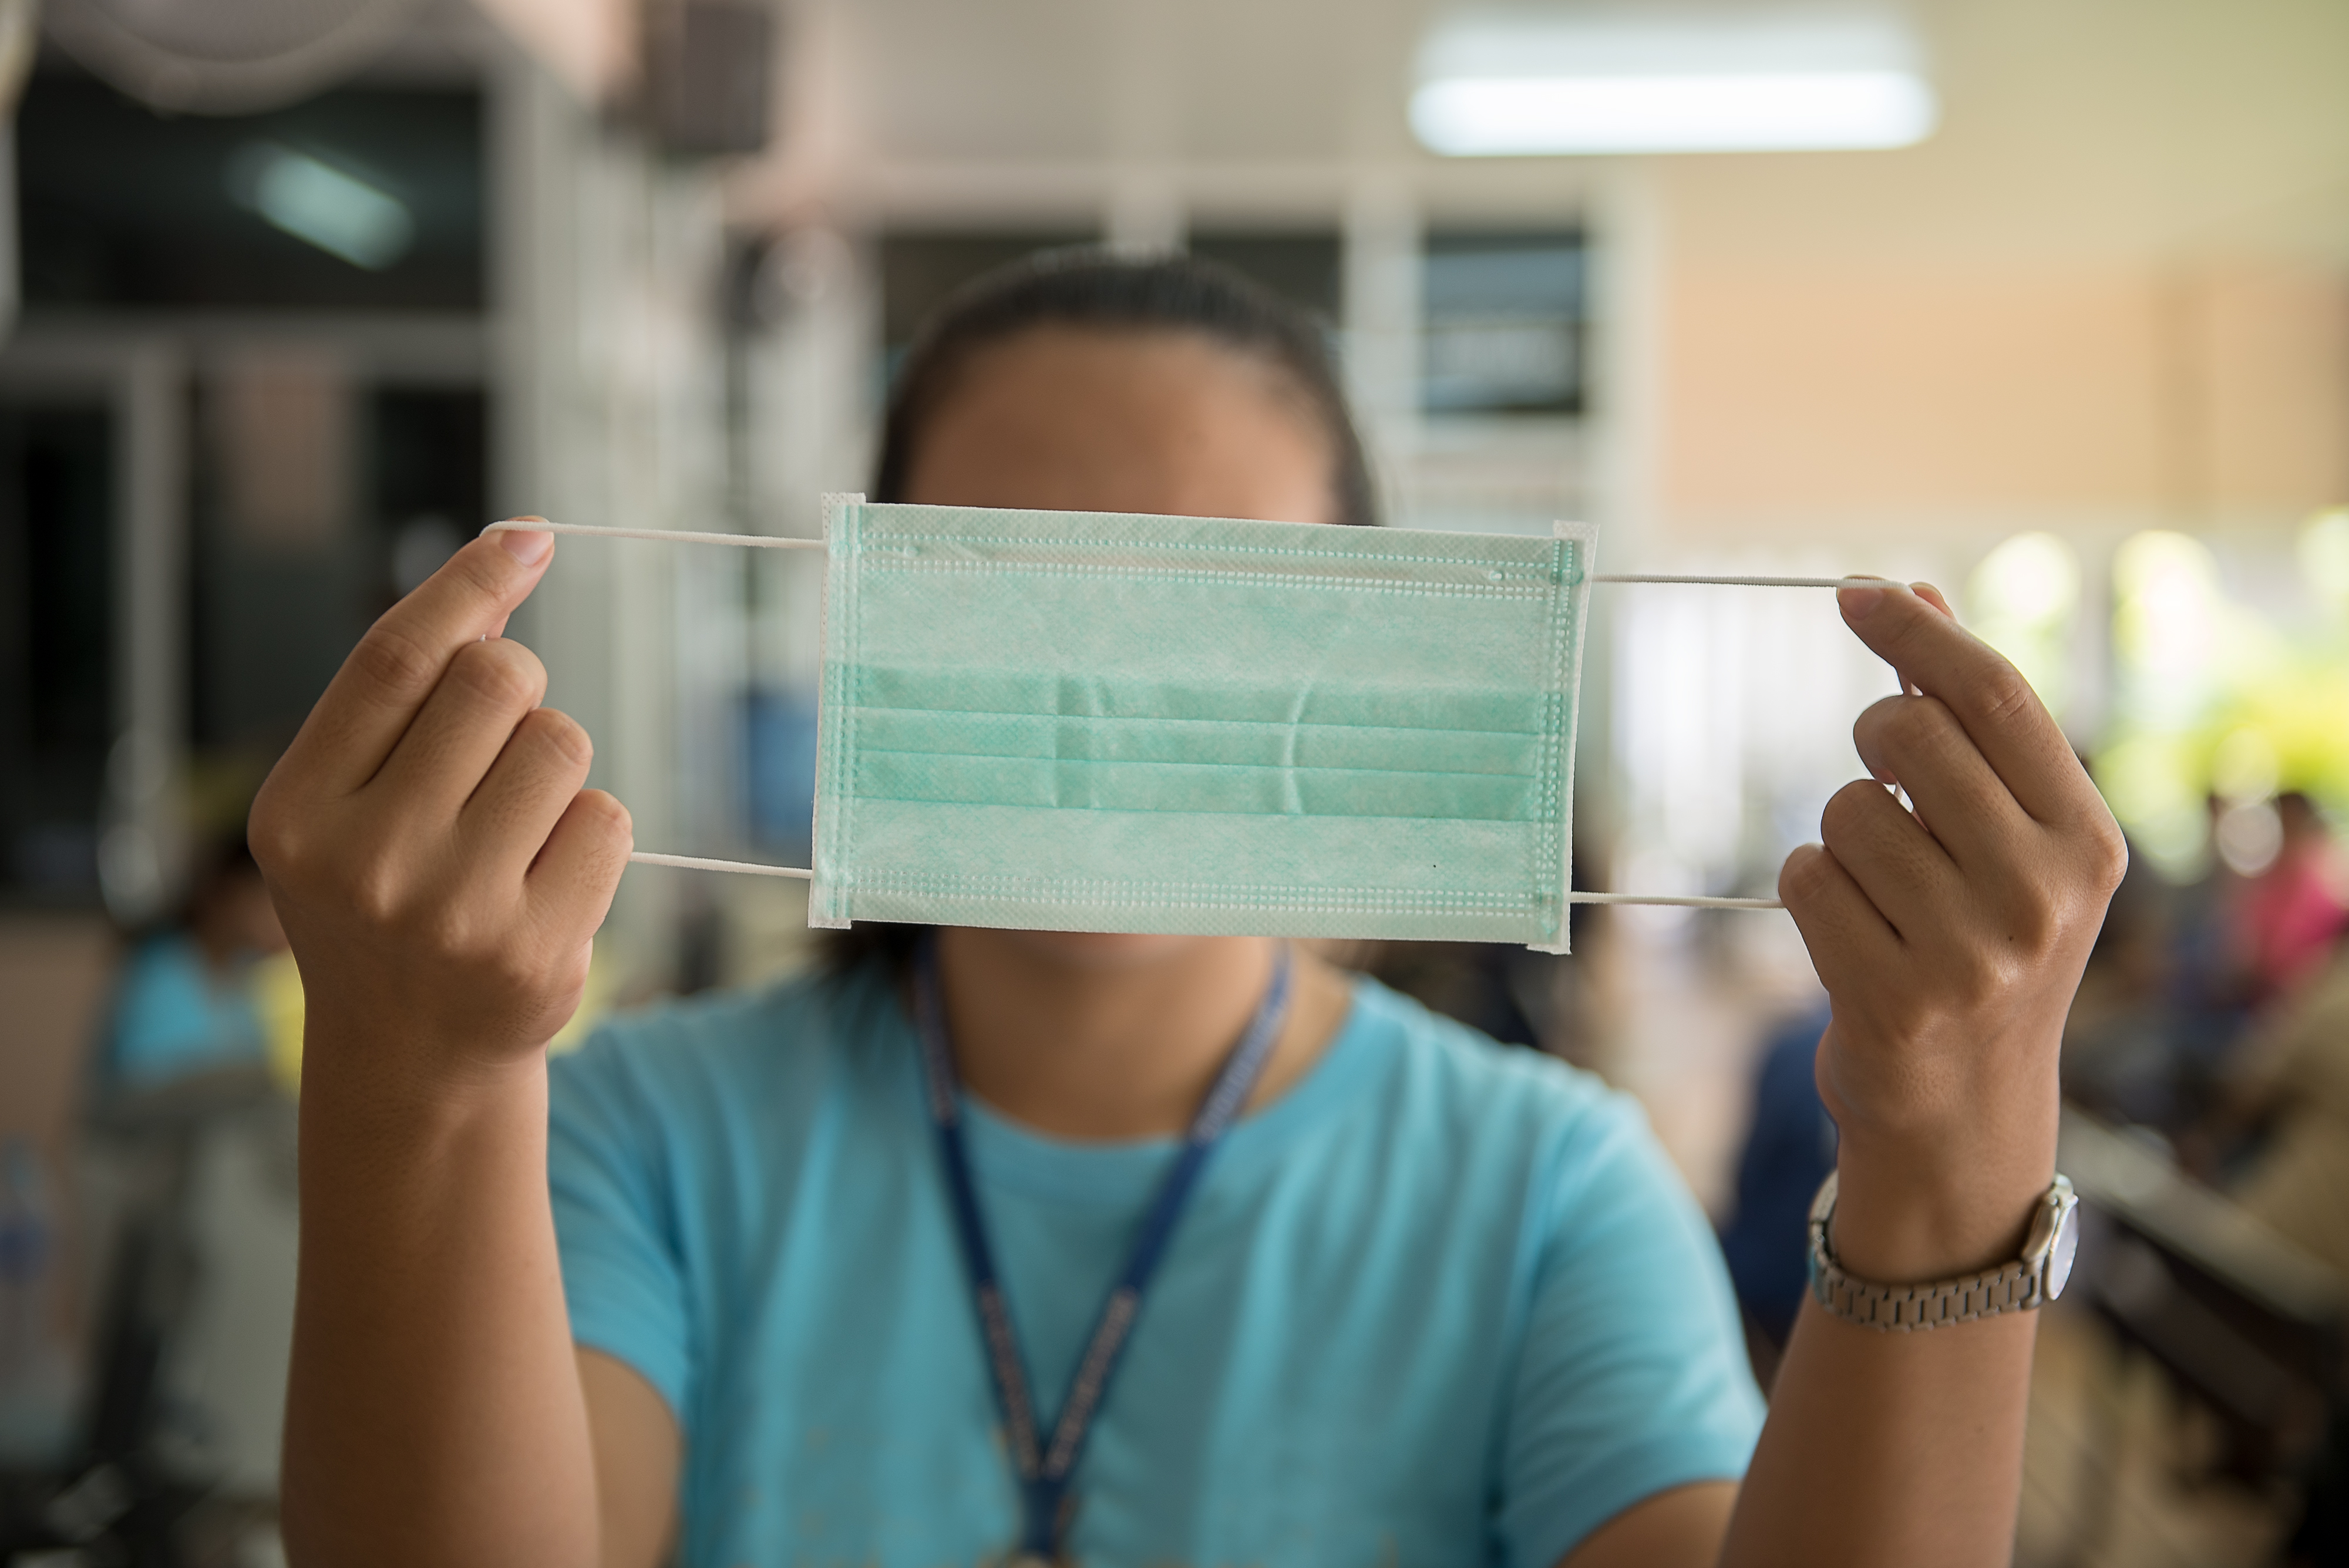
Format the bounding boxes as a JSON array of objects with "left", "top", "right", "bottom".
[{"left": 810, "top": 500, "right": 1591, "bottom": 947}]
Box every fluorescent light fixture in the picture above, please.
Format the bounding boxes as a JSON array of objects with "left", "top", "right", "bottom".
[
  {"left": 1415, "top": 70, "right": 1935, "bottom": 154},
  {"left": 1412, "top": 11, "right": 1938, "bottom": 156},
  {"left": 227, "top": 143, "right": 415, "bottom": 270}
]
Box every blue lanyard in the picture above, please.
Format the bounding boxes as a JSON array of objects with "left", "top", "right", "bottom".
[{"left": 914, "top": 939, "right": 1294, "bottom": 1564}]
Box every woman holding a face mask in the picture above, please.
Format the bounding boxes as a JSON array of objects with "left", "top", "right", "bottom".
[{"left": 254, "top": 254, "right": 2122, "bottom": 1568}]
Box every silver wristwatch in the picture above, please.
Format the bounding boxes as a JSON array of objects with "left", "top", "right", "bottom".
[{"left": 1807, "top": 1170, "right": 2081, "bottom": 1333}]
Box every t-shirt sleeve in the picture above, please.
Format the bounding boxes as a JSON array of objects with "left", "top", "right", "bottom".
[
  {"left": 1500, "top": 1092, "right": 1767, "bottom": 1567},
  {"left": 547, "top": 1025, "right": 698, "bottom": 1425}
]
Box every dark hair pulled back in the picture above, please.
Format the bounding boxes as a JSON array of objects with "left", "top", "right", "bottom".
[
  {"left": 826, "top": 248, "right": 1377, "bottom": 981},
  {"left": 873, "top": 246, "right": 1377, "bottom": 530}
]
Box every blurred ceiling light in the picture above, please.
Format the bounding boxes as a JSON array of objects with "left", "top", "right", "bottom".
[
  {"left": 1970, "top": 531, "right": 2079, "bottom": 628},
  {"left": 2211, "top": 725, "right": 2283, "bottom": 806},
  {"left": 2112, "top": 529, "right": 2222, "bottom": 679},
  {"left": 1967, "top": 531, "right": 2079, "bottom": 716},
  {"left": 227, "top": 142, "right": 413, "bottom": 270},
  {"left": 1411, "top": 11, "right": 1937, "bottom": 156},
  {"left": 2215, "top": 799, "right": 2284, "bottom": 877}
]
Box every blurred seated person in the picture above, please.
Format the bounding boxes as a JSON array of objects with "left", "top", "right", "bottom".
[
  {"left": 97, "top": 836, "right": 288, "bottom": 1092},
  {"left": 2153, "top": 794, "right": 2345, "bottom": 1125},
  {"left": 2059, "top": 844, "right": 2193, "bottom": 1135},
  {"left": 2162, "top": 796, "right": 2259, "bottom": 1081},
  {"left": 1717, "top": 1006, "right": 1835, "bottom": 1377},
  {"left": 2212, "top": 936, "right": 2349, "bottom": 1276},
  {"left": 2236, "top": 792, "right": 2348, "bottom": 1007}
]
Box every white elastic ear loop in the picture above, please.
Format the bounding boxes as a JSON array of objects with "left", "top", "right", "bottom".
[
  {"left": 480, "top": 520, "right": 1892, "bottom": 911},
  {"left": 625, "top": 851, "right": 813, "bottom": 880},
  {"left": 486, "top": 521, "right": 827, "bottom": 552}
]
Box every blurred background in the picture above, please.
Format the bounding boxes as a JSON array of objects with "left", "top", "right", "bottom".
[{"left": 3, "top": 0, "right": 2348, "bottom": 1563}]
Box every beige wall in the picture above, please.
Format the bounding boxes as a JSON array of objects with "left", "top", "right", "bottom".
[
  {"left": 1657, "top": 257, "right": 2349, "bottom": 547},
  {"left": 1637, "top": 0, "right": 2349, "bottom": 555},
  {"left": 2198, "top": 263, "right": 2349, "bottom": 524},
  {"left": 0, "top": 916, "right": 113, "bottom": 1149},
  {"left": 1663, "top": 264, "right": 2163, "bottom": 539}
]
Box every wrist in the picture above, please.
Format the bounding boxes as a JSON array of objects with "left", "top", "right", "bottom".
[
  {"left": 300, "top": 1010, "right": 547, "bottom": 1133},
  {"left": 296, "top": 1026, "right": 550, "bottom": 1250},
  {"left": 1828, "top": 1116, "right": 2057, "bottom": 1285}
]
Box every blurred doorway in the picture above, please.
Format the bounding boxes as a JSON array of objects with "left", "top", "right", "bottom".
[{"left": 0, "top": 396, "right": 112, "bottom": 909}]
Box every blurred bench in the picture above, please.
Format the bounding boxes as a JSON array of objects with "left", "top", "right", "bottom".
[{"left": 2059, "top": 1102, "right": 2344, "bottom": 1479}]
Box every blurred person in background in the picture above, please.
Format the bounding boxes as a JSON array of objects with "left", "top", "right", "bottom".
[
  {"left": 1715, "top": 1004, "right": 1835, "bottom": 1385},
  {"left": 95, "top": 835, "right": 288, "bottom": 1092},
  {"left": 2208, "top": 928, "right": 2349, "bottom": 1278},
  {"left": 11, "top": 825, "right": 307, "bottom": 1564},
  {"left": 251, "top": 253, "right": 2125, "bottom": 1568},
  {"left": 2059, "top": 844, "right": 2196, "bottom": 1136},
  {"left": 2172, "top": 792, "right": 2348, "bottom": 1048},
  {"left": 2159, "top": 796, "right": 2264, "bottom": 1099},
  {"left": 2234, "top": 792, "right": 2347, "bottom": 1007}
]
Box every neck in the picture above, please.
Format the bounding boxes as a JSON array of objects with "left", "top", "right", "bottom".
[{"left": 933, "top": 930, "right": 1347, "bottom": 1139}]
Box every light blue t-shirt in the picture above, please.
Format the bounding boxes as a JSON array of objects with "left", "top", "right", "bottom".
[
  {"left": 548, "top": 966, "right": 1763, "bottom": 1568},
  {"left": 102, "top": 934, "right": 267, "bottom": 1088}
]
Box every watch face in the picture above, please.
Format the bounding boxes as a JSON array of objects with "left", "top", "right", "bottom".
[{"left": 2045, "top": 1204, "right": 2081, "bottom": 1300}]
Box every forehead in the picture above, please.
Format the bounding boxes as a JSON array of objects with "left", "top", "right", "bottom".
[{"left": 900, "top": 327, "right": 1337, "bottom": 525}]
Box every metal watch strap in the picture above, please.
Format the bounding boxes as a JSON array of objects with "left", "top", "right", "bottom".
[
  {"left": 1810, "top": 1250, "right": 2045, "bottom": 1331},
  {"left": 1807, "top": 1172, "right": 2055, "bottom": 1333}
]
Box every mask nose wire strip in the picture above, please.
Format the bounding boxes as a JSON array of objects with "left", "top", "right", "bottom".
[{"left": 480, "top": 522, "right": 1869, "bottom": 910}]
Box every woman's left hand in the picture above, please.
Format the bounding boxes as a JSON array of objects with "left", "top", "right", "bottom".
[{"left": 1778, "top": 581, "right": 2127, "bottom": 1283}]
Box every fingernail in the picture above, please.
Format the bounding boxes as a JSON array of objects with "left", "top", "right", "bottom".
[
  {"left": 498, "top": 527, "right": 552, "bottom": 565},
  {"left": 1838, "top": 583, "right": 1887, "bottom": 620}
]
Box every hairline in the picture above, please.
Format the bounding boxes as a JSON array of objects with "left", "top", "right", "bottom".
[{"left": 891, "top": 321, "right": 1345, "bottom": 521}]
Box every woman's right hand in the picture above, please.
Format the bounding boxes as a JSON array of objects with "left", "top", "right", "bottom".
[{"left": 250, "top": 524, "right": 634, "bottom": 1089}]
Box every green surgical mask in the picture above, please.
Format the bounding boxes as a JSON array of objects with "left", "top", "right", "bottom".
[{"left": 809, "top": 495, "right": 1596, "bottom": 952}]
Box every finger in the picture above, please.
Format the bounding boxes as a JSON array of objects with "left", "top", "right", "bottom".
[
  {"left": 365, "top": 637, "right": 550, "bottom": 823},
  {"left": 1851, "top": 693, "right": 2032, "bottom": 869},
  {"left": 1835, "top": 581, "right": 2085, "bottom": 825},
  {"left": 1899, "top": 583, "right": 1957, "bottom": 692},
  {"left": 476, "top": 518, "right": 548, "bottom": 647},
  {"left": 1840, "top": 574, "right": 1931, "bottom": 694},
  {"left": 1778, "top": 842, "right": 1903, "bottom": 998},
  {"left": 527, "top": 789, "right": 633, "bottom": 951},
  {"left": 460, "top": 706, "right": 595, "bottom": 882},
  {"left": 1817, "top": 777, "right": 1960, "bottom": 941},
  {"left": 277, "top": 527, "right": 556, "bottom": 797}
]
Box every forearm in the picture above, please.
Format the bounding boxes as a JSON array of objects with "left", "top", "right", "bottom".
[
  {"left": 1719, "top": 1122, "right": 2054, "bottom": 1566},
  {"left": 1725, "top": 1301, "right": 2035, "bottom": 1563},
  {"left": 1712, "top": 579, "right": 2122, "bottom": 1566},
  {"left": 281, "top": 1029, "right": 597, "bottom": 1568}
]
